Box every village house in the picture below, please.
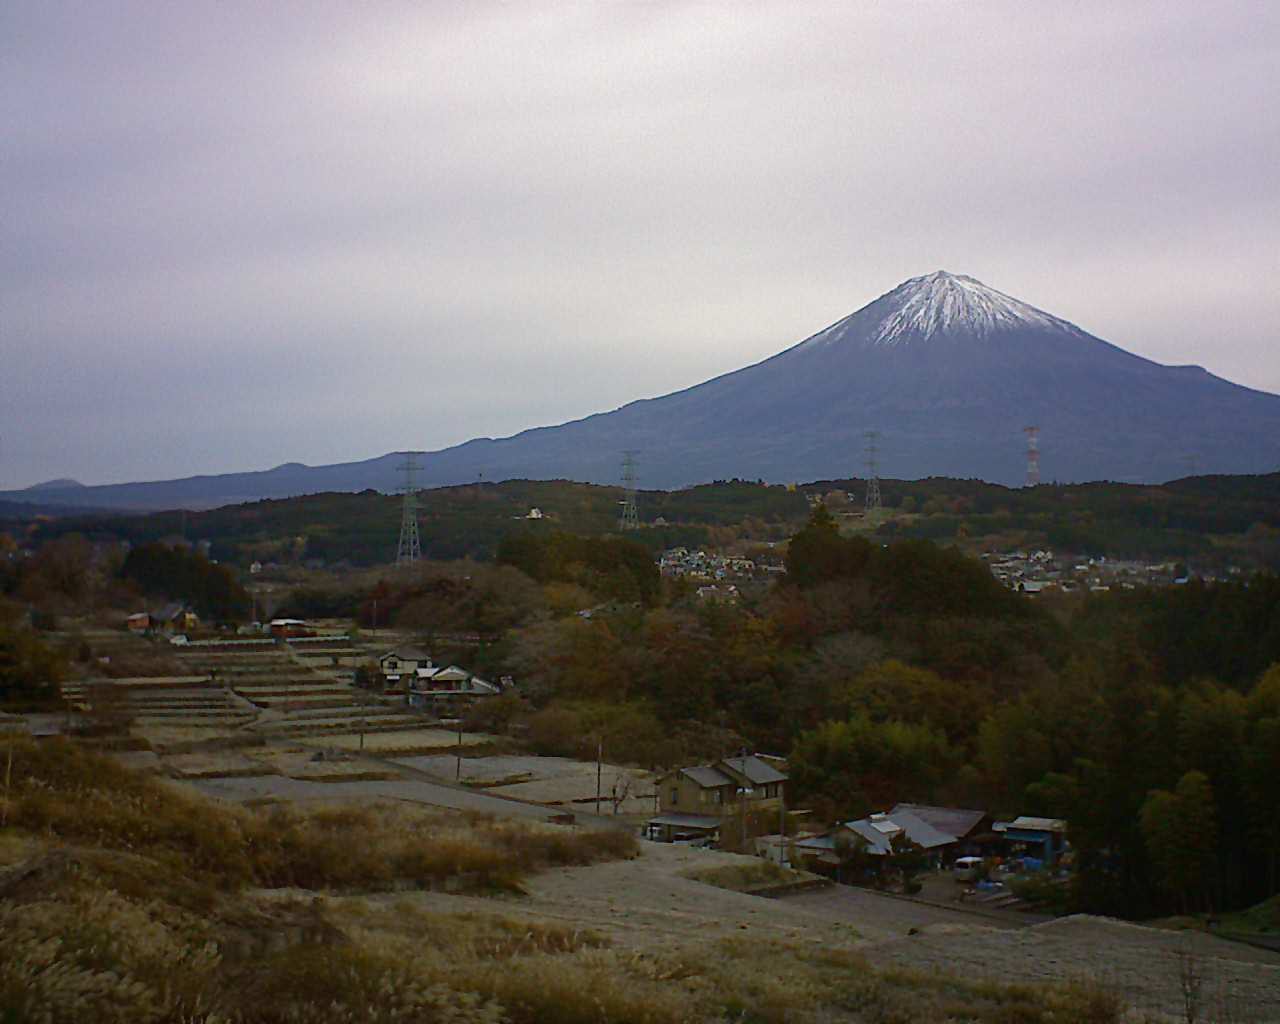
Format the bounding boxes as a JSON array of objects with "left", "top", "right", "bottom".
[
  {"left": 792, "top": 808, "right": 969, "bottom": 882},
  {"left": 268, "top": 618, "right": 311, "bottom": 639},
  {"left": 406, "top": 664, "right": 500, "bottom": 709},
  {"left": 378, "top": 647, "right": 501, "bottom": 709},
  {"left": 378, "top": 646, "right": 433, "bottom": 687},
  {"left": 127, "top": 604, "right": 199, "bottom": 635},
  {"left": 888, "top": 803, "right": 996, "bottom": 859},
  {"left": 645, "top": 754, "right": 787, "bottom": 844}
]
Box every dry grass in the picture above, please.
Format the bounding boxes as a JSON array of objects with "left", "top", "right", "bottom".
[
  {"left": 0, "top": 737, "right": 1147, "bottom": 1024},
  {"left": 1, "top": 736, "right": 636, "bottom": 894},
  {"left": 681, "top": 860, "right": 814, "bottom": 894},
  {"left": 0, "top": 851, "right": 1146, "bottom": 1024}
]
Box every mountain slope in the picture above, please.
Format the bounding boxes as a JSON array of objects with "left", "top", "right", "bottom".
[{"left": 7, "top": 271, "right": 1280, "bottom": 510}]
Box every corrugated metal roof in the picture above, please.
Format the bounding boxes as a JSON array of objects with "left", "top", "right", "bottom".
[
  {"left": 1005, "top": 815, "right": 1067, "bottom": 833},
  {"left": 890, "top": 803, "right": 987, "bottom": 839},
  {"left": 647, "top": 814, "right": 722, "bottom": 828},
  {"left": 840, "top": 811, "right": 957, "bottom": 854},
  {"left": 890, "top": 810, "right": 958, "bottom": 849},
  {"left": 718, "top": 755, "right": 787, "bottom": 786},
  {"left": 682, "top": 765, "right": 734, "bottom": 788},
  {"left": 846, "top": 820, "right": 893, "bottom": 855},
  {"left": 382, "top": 646, "right": 432, "bottom": 663}
]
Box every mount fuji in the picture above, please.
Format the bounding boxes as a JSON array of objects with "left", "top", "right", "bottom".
[
  {"left": 8, "top": 271, "right": 1280, "bottom": 510},
  {"left": 404, "top": 270, "right": 1280, "bottom": 488}
]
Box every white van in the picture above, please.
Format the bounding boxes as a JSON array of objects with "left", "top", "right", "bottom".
[{"left": 953, "top": 856, "right": 983, "bottom": 882}]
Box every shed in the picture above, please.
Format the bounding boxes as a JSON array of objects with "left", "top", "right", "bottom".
[
  {"left": 643, "top": 813, "right": 722, "bottom": 844},
  {"left": 994, "top": 816, "right": 1069, "bottom": 864}
]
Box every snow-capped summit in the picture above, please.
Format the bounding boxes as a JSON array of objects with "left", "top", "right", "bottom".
[{"left": 801, "top": 270, "right": 1082, "bottom": 349}]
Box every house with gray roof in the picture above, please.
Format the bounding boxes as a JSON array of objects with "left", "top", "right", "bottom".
[
  {"left": 794, "top": 809, "right": 964, "bottom": 881},
  {"left": 646, "top": 753, "right": 788, "bottom": 844},
  {"left": 889, "top": 803, "right": 996, "bottom": 857}
]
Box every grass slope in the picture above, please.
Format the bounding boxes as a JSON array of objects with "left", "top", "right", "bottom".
[{"left": 1, "top": 734, "right": 1144, "bottom": 1023}]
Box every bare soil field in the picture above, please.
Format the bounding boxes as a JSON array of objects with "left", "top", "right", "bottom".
[
  {"left": 395, "top": 754, "right": 656, "bottom": 816},
  {"left": 315, "top": 728, "right": 492, "bottom": 753}
]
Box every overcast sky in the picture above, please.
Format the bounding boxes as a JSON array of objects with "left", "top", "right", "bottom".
[{"left": 3, "top": 2, "right": 1278, "bottom": 489}]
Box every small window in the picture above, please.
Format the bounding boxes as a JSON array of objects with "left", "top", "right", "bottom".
[{"left": 671, "top": 788, "right": 679, "bottom": 805}]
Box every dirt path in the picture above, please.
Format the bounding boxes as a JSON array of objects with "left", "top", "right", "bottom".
[
  {"left": 374, "top": 842, "right": 1280, "bottom": 1020},
  {"left": 378, "top": 842, "right": 1019, "bottom": 956},
  {"left": 860, "top": 913, "right": 1280, "bottom": 1021}
]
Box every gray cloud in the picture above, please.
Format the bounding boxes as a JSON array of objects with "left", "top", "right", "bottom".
[{"left": 3, "top": 2, "right": 1278, "bottom": 487}]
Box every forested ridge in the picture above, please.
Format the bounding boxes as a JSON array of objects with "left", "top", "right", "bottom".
[{"left": 11, "top": 471, "right": 1280, "bottom": 570}]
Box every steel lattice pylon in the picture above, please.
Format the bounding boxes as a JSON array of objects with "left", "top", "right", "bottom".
[
  {"left": 618, "top": 450, "right": 640, "bottom": 531},
  {"left": 864, "top": 431, "right": 882, "bottom": 517},
  {"left": 396, "top": 452, "right": 422, "bottom": 565},
  {"left": 1024, "top": 426, "right": 1040, "bottom": 488}
]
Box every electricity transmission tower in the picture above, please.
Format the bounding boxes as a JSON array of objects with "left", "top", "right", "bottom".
[
  {"left": 1024, "top": 426, "right": 1040, "bottom": 487},
  {"left": 618, "top": 450, "right": 640, "bottom": 531},
  {"left": 396, "top": 452, "right": 422, "bottom": 565},
  {"left": 863, "top": 431, "right": 882, "bottom": 517}
]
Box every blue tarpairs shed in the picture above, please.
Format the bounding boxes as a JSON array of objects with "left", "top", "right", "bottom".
[{"left": 995, "top": 816, "right": 1068, "bottom": 864}]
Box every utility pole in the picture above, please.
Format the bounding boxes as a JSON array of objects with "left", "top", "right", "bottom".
[
  {"left": 779, "top": 785, "right": 787, "bottom": 867},
  {"left": 595, "top": 736, "right": 603, "bottom": 815},
  {"left": 736, "top": 746, "right": 752, "bottom": 854}
]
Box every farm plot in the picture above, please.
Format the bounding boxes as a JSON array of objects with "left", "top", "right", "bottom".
[{"left": 394, "top": 754, "right": 656, "bottom": 816}]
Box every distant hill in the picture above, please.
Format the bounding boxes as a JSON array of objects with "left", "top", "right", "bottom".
[
  {"left": 17, "top": 479, "right": 806, "bottom": 566},
  {"left": 17, "top": 473, "right": 1280, "bottom": 571},
  {"left": 5, "top": 271, "right": 1279, "bottom": 512}
]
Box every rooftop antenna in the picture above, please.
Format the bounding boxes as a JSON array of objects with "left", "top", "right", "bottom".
[
  {"left": 396, "top": 452, "right": 422, "bottom": 565},
  {"left": 864, "top": 431, "right": 882, "bottom": 518},
  {"left": 1024, "top": 427, "right": 1040, "bottom": 487},
  {"left": 618, "top": 450, "right": 640, "bottom": 531}
]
